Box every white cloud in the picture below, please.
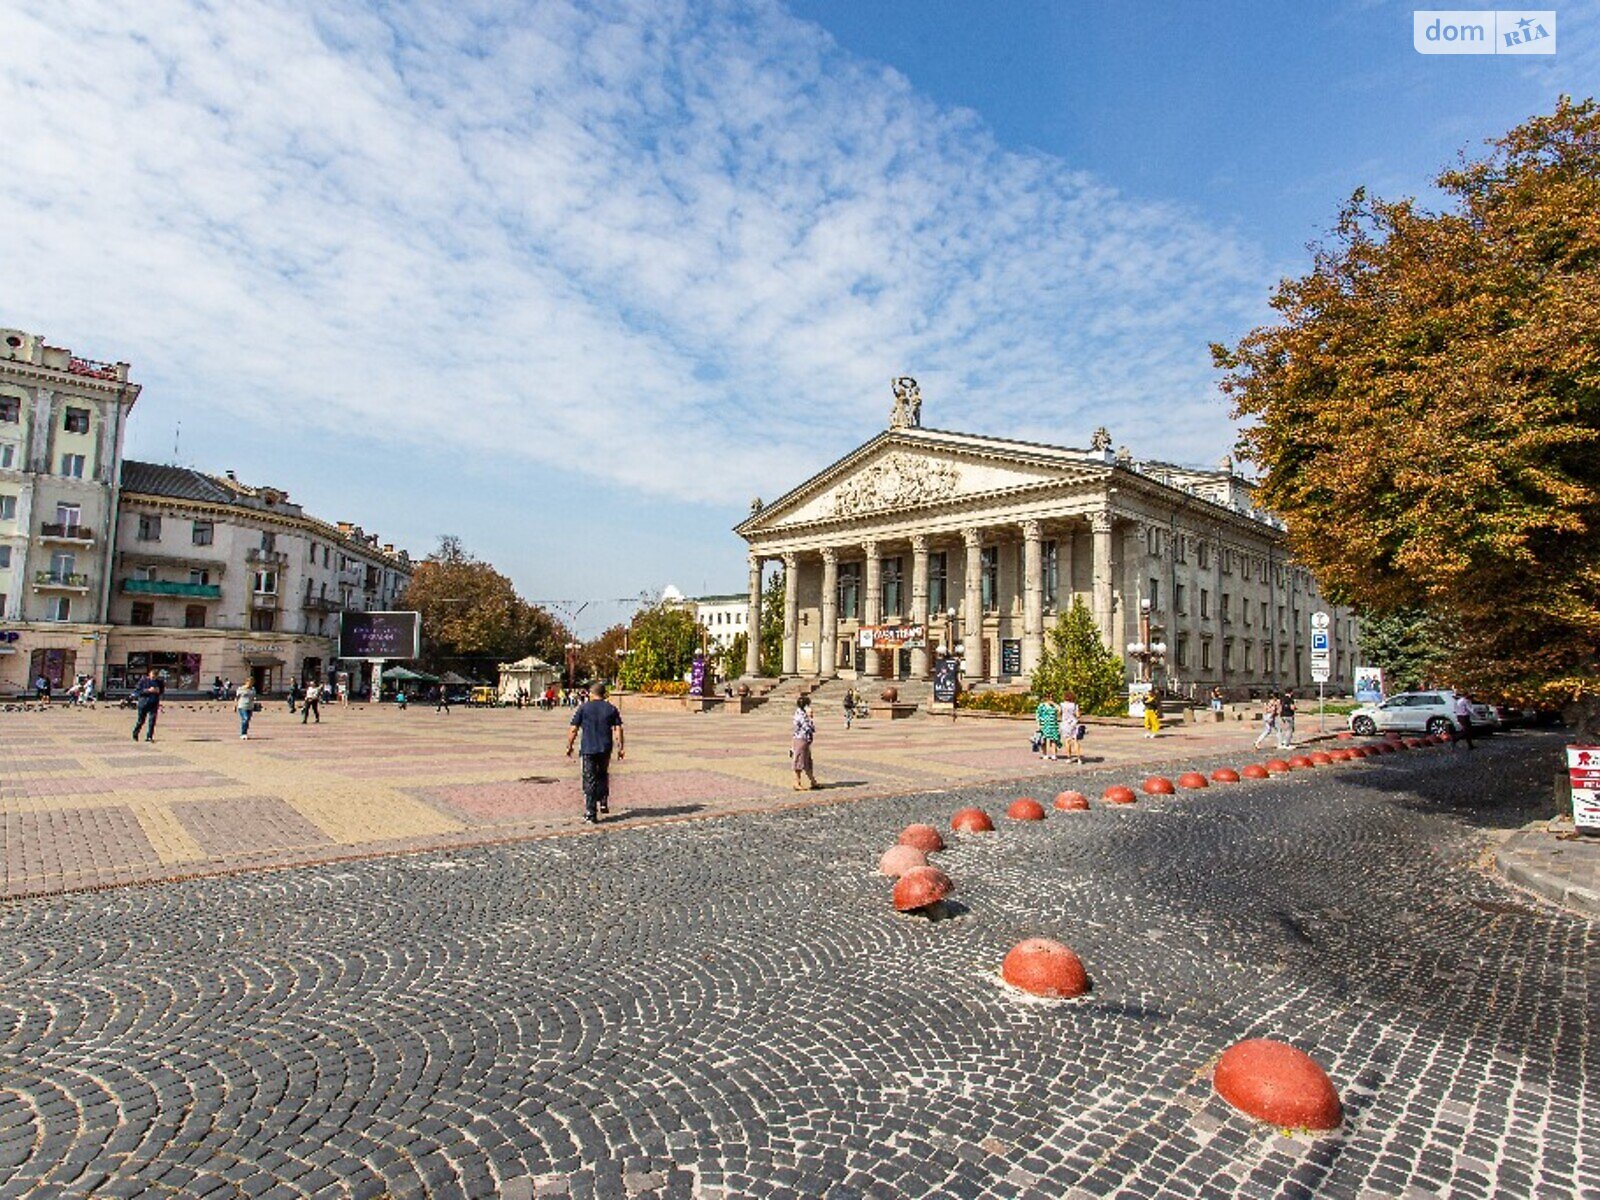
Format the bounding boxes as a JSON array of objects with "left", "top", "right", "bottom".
[{"left": 0, "top": 0, "right": 1273, "bottom": 501}]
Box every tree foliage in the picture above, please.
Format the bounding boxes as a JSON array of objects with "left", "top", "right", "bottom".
[
  {"left": 616, "top": 604, "right": 700, "bottom": 690},
  {"left": 1213, "top": 98, "right": 1600, "bottom": 716},
  {"left": 1356, "top": 608, "right": 1456, "bottom": 694},
  {"left": 1030, "top": 597, "right": 1127, "bottom": 715},
  {"left": 759, "top": 570, "right": 784, "bottom": 677},
  {"left": 579, "top": 624, "right": 629, "bottom": 683},
  {"left": 399, "top": 536, "right": 572, "bottom": 675}
]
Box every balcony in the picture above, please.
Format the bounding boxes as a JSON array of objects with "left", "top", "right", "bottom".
[
  {"left": 40, "top": 523, "right": 95, "bottom": 544},
  {"left": 35, "top": 570, "right": 90, "bottom": 590},
  {"left": 121, "top": 578, "right": 222, "bottom": 599},
  {"left": 251, "top": 590, "right": 280, "bottom": 609},
  {"left": 246, "top": 548, "right": 289, "bottom": 567},
  {"left": 302, "top": 595, "right": 343, "bottom": 613}
]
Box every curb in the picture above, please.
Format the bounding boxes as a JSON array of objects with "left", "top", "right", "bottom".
[{"left": 1495, "top": 829, "right": 1600, "bottom": 919}]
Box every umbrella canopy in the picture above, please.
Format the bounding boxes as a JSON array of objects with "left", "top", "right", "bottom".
[
  {"left": 380, "top": 666, "right": 440, "bottom": 683},
  {"left": 439, "top": 671, "right": 485, "bottom": 686}
]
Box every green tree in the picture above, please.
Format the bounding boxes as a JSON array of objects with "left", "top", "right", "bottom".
[
  {"left": 616, "top": 604, "right": 701, "bottom": 689},
  {"left": 1030, "top": 596, "right": 1127, "bottom": 715},
  {"left": 1357, "top": 608, "right": 1456, "bottom": 693},
  {"left": 1213, "top": 98, "right": 1600, "bottom": 727},
  {"left": 579, "top": 624, "right": 629, "bottom": 683},
  {"left": 759, "top": 570, "right": 784, "bottom": 677}
]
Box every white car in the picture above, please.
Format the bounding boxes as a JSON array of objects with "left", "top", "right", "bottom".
[{"left": 1348, "top": 690, "right": 1497, "bottom": 737}]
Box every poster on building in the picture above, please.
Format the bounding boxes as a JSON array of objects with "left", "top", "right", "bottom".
[
  {"left": 932, "top": 656, "right": 959, "bottom": 703},
  {"left": 1354, "top": 667, "right": 1385, "bottom": 704},
  {"left": 1000, "top": 639, "right": 1022, "bottom": 676},
  {"left": 1565, "top": 745, "right": 1600, "bottom": 830},
  {"left": 338, "top": 611, "right": 421, "bottom": 660},
  {"left": 857, "top": 624, "right": 927, "bottom": 650},
  {"left": 689, "top": 653, "right": 708, "bottom": 697}
]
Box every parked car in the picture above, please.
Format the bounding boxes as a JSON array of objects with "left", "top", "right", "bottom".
[{"left": 1348, "top": 690, "right": 1497, "bottom": 737}]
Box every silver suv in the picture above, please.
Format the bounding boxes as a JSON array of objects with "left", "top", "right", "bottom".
[{"left": 1348, "top": 690, "right": 1497, "bottom": 737}]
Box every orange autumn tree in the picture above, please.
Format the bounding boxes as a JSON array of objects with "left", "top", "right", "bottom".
[{"left": 1213, "top": 97, "right": 1600, "bottom": 728}]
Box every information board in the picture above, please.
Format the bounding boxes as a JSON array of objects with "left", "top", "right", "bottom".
[
  {"left": 338, "top": 611, "right": 421, "bottom": 661},
  {"left": 1001, "top": 639, "right": 1022, "bottom": 676},
  {"left": 932, "top": 656, "right": 959, "bottom": 703}
]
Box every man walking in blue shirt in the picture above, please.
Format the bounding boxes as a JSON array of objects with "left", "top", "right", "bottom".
[
  {"left": 565, "top": 683, "right": 625, "bottom": 824},
  {"left": 131, "top": 669, "right": 164, "bottom": 742}
]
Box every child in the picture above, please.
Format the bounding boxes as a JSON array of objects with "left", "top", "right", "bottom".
[{"left": 396, "top": 689, "right": 408, "bottom": 711}]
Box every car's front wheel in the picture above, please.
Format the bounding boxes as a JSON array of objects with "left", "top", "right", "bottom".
[
  {"left": 1351, "top": 716, "right": 1376, "bottom": 736},
  {"left": 1426, "top": 716, "right": 1454, "bottom": 735}
]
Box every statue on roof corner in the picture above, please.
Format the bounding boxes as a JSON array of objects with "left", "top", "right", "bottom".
[
  {"left": 749, "top": 496, "right": 764, "bottom": 515},
  {"left": 890, "top": 376, "right": 922, "bottom": 429},
  {"left": 1089, "top": 427, "right": 1112, "bottom": 452}
]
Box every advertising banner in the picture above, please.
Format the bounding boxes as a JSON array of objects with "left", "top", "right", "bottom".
[
  {"left": 689, "top": 653, "right": 708, "bottom": 697},
  {"left": 338, "top": 611, "right": 421, "bottom": 661},
  {"left": 932, "top": 656, "right": 959, "bottom": 703},
  {"left": 856, "top": 624, "right": 927, "bottom": 650},
  {"left": 1565, "top": 745, "right": 1600, "bottom": 830},
  {"left": 1354, "top": 667, "right": 1384, "bottom": 704}
]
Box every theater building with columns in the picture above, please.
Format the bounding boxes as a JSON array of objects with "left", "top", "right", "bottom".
[{"left": 734, "top": 384, "right": 1357, "bottom": 697}]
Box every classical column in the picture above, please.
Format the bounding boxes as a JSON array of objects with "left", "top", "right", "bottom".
[
  {"left": 781, "top": 553, "right": 799, "bottom": 676},
  {"left": 862, "top": 540, "right": 881, "bottom": 677},
  {"left": 1091, "top": 508, "right": 1116, "bottom": 651},
  {"left": 745, "top": 553, "right": 763, "bottom": 677},
  {"left": 962, "top": 528, "right": 984, "bottom": 681},
  {"left": 819, "top": 547, "right": 839, "bottom": 677},
  {"left": 29, "top": 388, "right": 54, "bottom": 474},
  {"left": 910, "top": 535, "right": 931, "bottom": 679},
  {"left": 1021, "top": 520, "right": 1044, "bottom": 676}
]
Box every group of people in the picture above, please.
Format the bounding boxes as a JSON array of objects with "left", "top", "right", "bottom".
[
  {"left": 32, "top": 674, "right": 98, "bottom": 706},
  {"left": 1253, "top": 690, "right": 1299, "bottom": 750},
  {"left": 1033, "top": 692, "right": 1087, "bottom": 762},
  {"left": 127, "top": 671, "right": 330, "bottom": 741}
]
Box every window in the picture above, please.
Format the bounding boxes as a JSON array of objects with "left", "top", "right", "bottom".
[
  {"left": 1261, "top": 601, "right": 1269, "bottom": 629},
  {"left": 1198, "top": 542, "right": 1210, "bottom": 570},
  {"left": 0, "top": 495, "right": 14, "bottom": 521},
  {"left": 1174, "top": 536, "right": 1187, "bottom": 564},
  {"left": 1042, "top": 541, "right": 1058, "bottom": 611},
  {"left": 185, "top": 605, "right": 207, "bottom": 629},
  {"left": 253, "top": 570, "right": 278, "bottom": 594},
  {"left": 250, "top": 609, "right": 275, "bottom": 632},
  {"left": 1175, "top": 583, "right": 1187, "bottom": 614},
  {"left": 1201, "top": 639, "right": 1213, "bottom": 670},
  {"left": 63, "top": 408, "right": 90, "bottom": 434},
  {"left": 928, "top": 552, "right": 948, "bottom": 614},
  {"left": 49, "top": 552, "right": 75, "bottom": 579},
  {"left": 882, "top": 556, "right": 903, "bottom": 617},
  {"left": 0, "top": 397, "right": 19, "bottom": 423},
  {"left": 0, "top": 546, "right": 9, "bottom": 568},
  {"left": 1222, "top": 549, "right": 1234, "bottom": 575},
  {"left": 59, "top": 453, "right": 85, "bottom": 478},
  {"left": 1221, "top": 593, "right": 1231, "bottom": 623},
  {"left": 1175, "top": 634, "right": 1189, "bottom": 669},
  {"left": 308, "top": 541, "right": 318, "bottom": 563},
  {"left": 0, "top": 593, "right": 6, "bottom": 618},
  {"left": 980, "top": 547, "right": 998, "bottom": 612},
  {"left": 1264, "top": 643, "right": 1274, "bottom": 674},
  {"left": 137, "top": 515, "right": 161, "bottom": 542},
  {"left": 1244, "top": 642, "right": 1254, "bottom": 672},
  {"left": 1278, "top": 605, "right": 1287, "bottom": 632},
  {"left": 192, "top": 520, "right": 213, "bottom": 546},
  {"left": 131, "top": 602, "right": 154, "bottom": 626},
  {"left": 133, "top": 564, "right": 156, "bottom": 581},
  {"left": 837, "top": 562, "right": 861, "bottom": 620},
  {"left": 188, "top": 569, "right": 211, "bottom": 586},
  {"left": 0, "top": 443, "right": 13, "bottom": 468},
  {"left": 1223, "top": 640, "right": 1234, "bottom": 671},
  {"left": 1148, "top": 578, "right": 1161, "bottom": 611},
  {"left": 55, "top": 503, "right": 80, "bottom": 528},
  {"left": 260, "top": 531, "right": 276, "bottom": 552},
  {"left": 1200, "top": 588, "right": 1210, "bottom": 619},
  {"left": 47, "top": 596, "right": 72, "bottom": 621}
]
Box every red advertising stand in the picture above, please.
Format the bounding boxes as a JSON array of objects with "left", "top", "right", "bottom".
[{"left": 1564, "top": 746, "right": 1600, "bottom": 832}]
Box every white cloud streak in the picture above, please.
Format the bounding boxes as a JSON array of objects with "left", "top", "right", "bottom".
[{"left": 0, "top": 0, "right": 1273, "bottom": 499}]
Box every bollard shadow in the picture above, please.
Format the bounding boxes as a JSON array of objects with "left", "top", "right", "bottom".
[
  {"left": 615, "top": 804, "right": 705, "bottom": 820},
  {"left": 808, "top": 780, "right": 869, "bottom": 791}
]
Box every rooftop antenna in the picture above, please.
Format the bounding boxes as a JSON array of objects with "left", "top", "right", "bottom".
[{"left": 172, "top": 419, "right": 181, "bottom": 465}]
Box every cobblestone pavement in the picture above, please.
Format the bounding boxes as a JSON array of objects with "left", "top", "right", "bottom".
[
  {"left": 2, "top": 730, "right": 1594, "bottom": 1199},
  {"left": 2, "top": 701, "right": 1310, "bottom": 899}
]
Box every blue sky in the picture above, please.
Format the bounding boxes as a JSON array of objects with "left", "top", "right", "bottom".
[{"left": 2, "top": 1, "right": 1593, "bottom": 635}]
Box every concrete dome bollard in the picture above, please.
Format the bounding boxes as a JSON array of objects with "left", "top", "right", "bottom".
[
  {"left": 878, "top": 844, "right": 928, "bottom": 878},
  {"left": 1210, "top": 768, "right": 1242, "bottom": 783},
  {"left": 898, "top": 824, "right": 945, "bottom": 854},
  {"left": 951, "top": 807, "right": 996, "bottom": 833},
  {"left": 1213, "top": 1038, "right": 1343, "bottom": 1131},
  {"left": 1102, "top": 785, "right": 1137, "bottom": 805},
  {"left": 892, "top": 865, "right": 954, "bottom": 914},
  {"left": 1241, "top": 764, "right": 1271, "bottom": 780},
  {"left": 1141, "top": 776, "right": 1176, "bottom": 795},
  {"left": 1054, "top": 791, "right": 1090, "bottom": 811},
  {"left": 1265, "top": 759, "right": 1292, "bottom": 774},
  {"left": 1007, "top": 797, "right": 1047, "bottom": 821},
  {"left": 1177, "top": 772, "right": 1210, "bottom": 789},
  {"left": 1309, "top": 751, "right": 1333, "bottom": 766},
  {"left": 1001, "top": 938, "right": 1089, "bottom": 999},
  {"left": 1287, "top": 755, "right": 1314, "bottom": 769}
]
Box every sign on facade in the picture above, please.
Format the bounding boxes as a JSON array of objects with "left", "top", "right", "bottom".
[
  {"left": 1565, "top": 745, "right": 1600, "bottom": 830},
  {"left": 856, "top": 624, "right": 926, "bottom": 650},
  {"left": 1000, "top": 638, "right": 1021, "bottom": 676}
]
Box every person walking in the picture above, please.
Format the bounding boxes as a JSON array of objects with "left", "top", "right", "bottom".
[
  {"left": 1035, "top": 692, "right": 1062, "bottom": 760},
  {"left": 300, "top": 676, "right": 322, "bottom": 724},
  {"left": 791, "top": 693, "right": 818, "bottom": 790},
  {"left": 1253, "top": 694, "right": 1280, "bottom": 750},
  {"left": 396, "top": 689, "right": 408, "bottom": 711},
  {"left": 434, "top": 685, "right": 451, "bottom": 714},
  {"left": 131, "top": 669, "right": 164, "bottom": 742},
  {"left": 286, "top": 677, "right": 300, "bottom": 714},
  {"left": 34, "top": 675, "right": 50, "bottom": 706},
  {"left": 1143, "top": 688, "right": 1162, "bottom": 739},
  {"left": 1276, "top": 690, "right": 1297, "bottom": 749},
  {"left": 1210, "top": 686, "right": 1224, "bottom": 714},
  {"left": 1452, "top": 692, "right": 1476, "bottom": 750},
  {"left": 1061, "top": 692, "right": 1083, "bottom": 764},
  {"left": 843, "top": 687, "right": 857, "bottom": 730},
  {"left": 236, "top": 681, "right": 258, "bottom": 739},
  {"left": 566, "top": 682, "right": 624, "bottom": 823}
]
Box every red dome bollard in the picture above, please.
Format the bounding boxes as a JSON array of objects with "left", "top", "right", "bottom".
[
  {"left": 1142, "top": 776, "right": 1176, "bottom": 795},
  {"left": 1241, "top": 764, "right": 1271, "bottom": 780},
  {"left": 1001, "top": 938, "right": 1089, "bottom": 999},
  {"left": 1210, "top": 768, "right": 1242, "bottom": 783},
  {"left": 1309, "top": 752, "right": 1333, "bottom": 766},
  {"left": 892, "top": 865, "right": 954, "bottom": 913},
  {"left": 951, "top": 807, "right": 996, "bottom": 833},
  {"left": 1054, "top": 791, "right": 1090, "bottom": 810},
  {"left": 898, "top": 824, "right": 945, "bottom": 854},
  {"left": 1007, "top": 797, "right": 1046, "bottom": 821},
  {"left": 878, "top": 844, "right": 928, "bottom": 878},
  {"left": 1213, "top": 1039, "right": 1343, "bottom": 1130},
  {"left": 1287, "top": 755, "right": 1314, "bottom": 769},
  {"left": 1102, "top": 785, "right": 1137, "bottom": 805},
  {"left": 1265, "top": 759, "right": 1292, "bottom": 774},
  {"left": 1177, "top": 772, "right": 1210, "bottom": 789}
]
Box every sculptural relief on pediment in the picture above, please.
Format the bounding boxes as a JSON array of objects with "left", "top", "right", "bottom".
[{"left": 826, "top": 452, "right": 960, "bottom": 518}]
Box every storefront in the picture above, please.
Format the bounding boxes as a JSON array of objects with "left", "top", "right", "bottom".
[{"left": 108, "top": 650, "right": 203, "bottom": 691}]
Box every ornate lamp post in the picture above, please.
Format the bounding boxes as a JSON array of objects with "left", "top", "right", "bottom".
[{"left": 1126, "top": 598, "right": 1168, "bottom": 715}]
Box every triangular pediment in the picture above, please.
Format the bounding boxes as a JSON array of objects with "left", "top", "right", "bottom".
[{"left": 738, "top": 429, "right": 1111, "bottom": 536}]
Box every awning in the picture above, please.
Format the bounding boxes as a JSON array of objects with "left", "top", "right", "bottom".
[{"left": 242, "top": 654, "right": 285, "bottom": 666}]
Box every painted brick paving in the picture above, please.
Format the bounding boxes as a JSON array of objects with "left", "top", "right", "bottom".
[
  {"left": 0, "top": 730, "right": 1594, "bottom": 1198},
  {"left": 2, "top": 702, "right": 1279, "bottom": 899}
]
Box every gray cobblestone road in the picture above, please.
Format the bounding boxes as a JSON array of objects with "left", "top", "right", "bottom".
[{"left": 1, "top": 732, "right": 1594, "bottom": 1199}]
